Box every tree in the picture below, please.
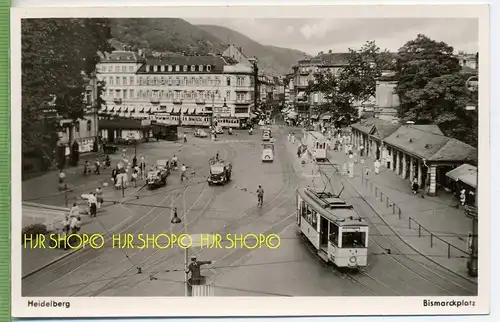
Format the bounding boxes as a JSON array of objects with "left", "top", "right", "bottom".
[
  {"left": 22, "top": 18, "right": 113, "bottom": 161},
  {"left": 395, "top": 34, "right": 477, "bottom": 146},
  {"left": 307, "top": 41, "right": 393, "bottom": 122}
]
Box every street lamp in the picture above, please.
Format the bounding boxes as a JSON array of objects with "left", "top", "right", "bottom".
[{"left": 170, "top": 208, "right": 189, "bottom": 296}]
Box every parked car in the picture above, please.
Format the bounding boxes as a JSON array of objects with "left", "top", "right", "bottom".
[{"left": 194, "top": 129, "right": 208, "bottom": 138}]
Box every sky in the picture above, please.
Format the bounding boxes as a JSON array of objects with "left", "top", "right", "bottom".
[{"left": 185, "top": 18, "right": 478, "bottom": 55}]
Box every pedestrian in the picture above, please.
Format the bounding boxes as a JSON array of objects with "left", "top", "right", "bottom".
[
  {"left": 256, "top": 185, "right": 264, "bottom": 207},
  {"left": 95, "top": 187, "right": 103, "bottom": 209},
  {"left": 171, "top": 155, "right": 178, "bottom": 168},
  {"left": 374, "top": 159, "right": 381, "bottom": 175},
  {"left": 70, "top": 216, "right": 81, "bottom": 234},
  {"left": 131, "top": 168, "right": 138, "bottom": 188},
  {"left": 87, "top": 192, "right": 98, "bottom": 218},
  {"left": 104, "top": 154, "right": 111, "bottom": 169},
  {"left": 412, "top": 177, "right": 419, "bottom": 194},
  {"left": 94, "top": 158, "right": 100, "bottom": 175},
  {"left": 216, "top": 151, "right": 220, "bottom": 161},
  {"left": 460, "top": 189, "right": 466, "bottom": 206},
  {"left": 58, "top": 169, "right": 66, "bottom": 184},
  {"left": 180, "top": 164, "right": 187, "bottom": 182},
  {"left": 69, "top": 202, "right": 79, "bottom": 218},
  {"left": 183, "top": 133, "right": 187, "bottom": 143},
  {"left": 83, "top": 160, "right": 91, "bottom": 176},
  {"left": 62, "top": 215, "right": 70, "bottom": 235},
  {"left": 140, "top": 156, "right": 146, "bottom": 180},
  {"left": 132, "top": 155, "right": 137, "bottom": 168}
]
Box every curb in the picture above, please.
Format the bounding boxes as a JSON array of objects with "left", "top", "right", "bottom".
[
  {"left": 22, "top": 184, "right": 147, "bottom": 279},
  {"left": 22, "top": 202, "right": 69, "bottom": 212}
]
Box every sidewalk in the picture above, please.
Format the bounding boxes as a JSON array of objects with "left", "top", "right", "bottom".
[
  {"left": 284, "top": 131, "right": 474, "bottom": 279},
  {"left": 22, "top": 182, "right": 145, "bottom": 278}
]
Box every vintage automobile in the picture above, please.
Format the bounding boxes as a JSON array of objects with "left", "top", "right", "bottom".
[
  {"left": 261, "top": 143, "right": 275, "bottom": 162},
  {"left": 262, "top": 130, "right": 271, "bottom": 141},
  {"left": 207, "top": 158, "right": 232, "bottom": 185},
  {"left": 194, "top": 129, "right": 208, "bottom": 138},
  {"left": 146, "top": 160, "right": 170, "bottom": 189}
]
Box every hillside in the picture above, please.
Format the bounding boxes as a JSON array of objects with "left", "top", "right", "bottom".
[
  {"left": 110, "top": 18, "right": 228, "bottom": 55},
  {"left": 197, "top": 24, "right": 309, "bottom": 75}
]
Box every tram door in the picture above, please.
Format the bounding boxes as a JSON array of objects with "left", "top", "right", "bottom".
[{"left": 320, "top": 217, "right": 329, "bottom": 247}]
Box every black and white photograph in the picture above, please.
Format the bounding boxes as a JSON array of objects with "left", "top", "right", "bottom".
[{"left": 11, "top": 4, "right": 490, "bottom": 318}]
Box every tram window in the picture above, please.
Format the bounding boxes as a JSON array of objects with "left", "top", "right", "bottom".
[
  {"left": 342, "top": 232, "right": 366, "bottom": 248},
  {"left": 329, "top": 222, "right": 339, "bottom": 246},
  {"left": 300, "top": 201, "right": 307, "bottom": 218}
]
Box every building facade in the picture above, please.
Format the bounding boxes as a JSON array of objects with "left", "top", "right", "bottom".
[{"left": 96, "top": 49, "right": 255, "bottom": 123}]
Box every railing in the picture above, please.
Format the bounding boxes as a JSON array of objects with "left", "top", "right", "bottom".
[
  {"left": 113, "top": 98, "right": 122, "bottom": 104},
  {"left": 361, "top": 175, "right": 471, "bottom": 259},
  {"left": 150, "top": 98, "right": 160, "bottom": 104}
]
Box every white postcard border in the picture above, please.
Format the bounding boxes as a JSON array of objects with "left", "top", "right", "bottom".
[{"left": 11, "top": 4, "right": 491, "bottom": 318}]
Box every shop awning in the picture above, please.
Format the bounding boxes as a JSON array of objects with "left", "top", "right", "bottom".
[
  {"left": 123, "top": 107, "right": 128, "bottom": 113},
  {"left": 108, "top": 107, "right": 114, "bottom": 112},
  {"left": 100, "top": 107, "right": 108, "bottom": 112},
  {"left": 144, "top": 107, "right": 151, "bottom": 113},
  {"left": 139, "top": 107, "right": 144, "bottom": 112},
  {"left": 115, "top": 107, "right": 122, "bottom": 112},
  {"left": 173, "top": 106, "right": 181, "bottom": 114},
  {"left": 166, "top": 106, "right": 174, "bottom": 113},
  {"left": 446, "top": 164, "right": 477, "bottom": 189},
  {"left": 187, "top": 107, "right": 196, "bottom": 114},
  {"left": 195, "top": 106, "right": 204, "bottom": 114},
  {"left": 129, "top": 108, "right": 135, "bottom": 113}
]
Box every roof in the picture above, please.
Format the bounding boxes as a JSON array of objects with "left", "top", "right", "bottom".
[
  {"left": 410, "top": 125, "right": 443, "bottom": 135},
  {"left": 98, "top": 118, "right": 149, "bottom": 130},
  {"left": 446, "top": 164, "right": 477, "bottom": 188},
  {"left": 384, "top": 125, "right": 477, "bottom": 162},
  {"left": 101, "top": 51, "right": 144, "bottom": 63},
  {"left": 136, "top": 55, "right": 237, "bottom": 74},
  {"left": 351, "top": 117, "right": 400, "bottom": 140}
]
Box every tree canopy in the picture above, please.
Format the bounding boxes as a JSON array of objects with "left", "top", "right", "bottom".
[
  {"left": 395, "top": 34, "right": 477, "bottom": 146},
  {"left": 22, "top": 18, "right": 113, "bottom": 156},
  {"left": 307, "top": 41, "right": 394, "bottom": 122}
]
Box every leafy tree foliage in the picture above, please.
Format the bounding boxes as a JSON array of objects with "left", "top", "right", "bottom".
[
  {"left": 22, "top": 18, "right": 113, "bottom": 159},
  {"left": 395, "top": 34, "right": 477, "bottom": 146},
  {"left": 307, "top": 41, "right": 393, "bottom": 122}
]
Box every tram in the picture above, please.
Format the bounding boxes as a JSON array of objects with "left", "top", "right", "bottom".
[
  {"left": 296, "top": 187, "right": 368, "bottom": 268},
  {"left": 154, "top": 113, "right": 241, "bottom": 128},
  {"left": 303, "top": 131, "right": 328, "bottom": 161}
]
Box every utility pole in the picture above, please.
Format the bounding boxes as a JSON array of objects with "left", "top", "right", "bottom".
[{"left": 253, "top": 59, "right": 259, "bottom": 114}]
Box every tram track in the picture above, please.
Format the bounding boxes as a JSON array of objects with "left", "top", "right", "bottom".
[
  {"left": 22, "top": 142, "right": 220, "bottom": 296},
  {"left": 91, "top": 128, "right": 300, "bottom": 296}
]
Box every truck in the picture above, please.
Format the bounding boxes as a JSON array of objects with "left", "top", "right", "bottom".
[
  {"left": 207, "top": 158, "right": 232, "bottom": 185},
  {"left": 146, "top": 160, "right": 170, "bottom": 189}
]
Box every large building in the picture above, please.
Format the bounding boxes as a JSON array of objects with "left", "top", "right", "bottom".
[{"left": 96, "top": 49, "right": 256, "bottom": 124}]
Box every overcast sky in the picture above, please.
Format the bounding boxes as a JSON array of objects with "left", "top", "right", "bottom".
[{"left": 185, "top": 18, "right": 478, "bottom": 55}]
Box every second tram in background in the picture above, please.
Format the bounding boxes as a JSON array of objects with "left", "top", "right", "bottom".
[
  {"left": 154, "top": 113, "right": 242, "bottom": 128},
  {"left": 296, "top": 187, "right": 369, "bottom": 269}
]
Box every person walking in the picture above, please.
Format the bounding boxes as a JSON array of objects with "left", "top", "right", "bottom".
[
  {"left": 180, "top": 164, "right": 187, "bottom": 182},
  {"left": 95, "top": 187, "right": 103, "bottom": 209},
  {"left": 412, "top": 177, "right": 419, "bottom": 194},
  {"left": 131, "top": 168, "right": 138, "bottom": 188},
  {"left": 183, "top": 133, "right": 187, "bottom": 143},
  {"left": 70, "top": 216, "right": 81, "bottom": 234},
  {"left": 62, "top": 215, "right": 70, "bottom": 235},
  {"left": 58, "top": 169, "right": 66, "bottom": 184},
  {"left": 94, "top": 158, "right": 101, "bottom": 175},
  {"left": 374, "top": 159, "right": 381, "bottom": 175},
  {"left": 69, "top": 202, "right": 79, "bottom": 218},
  {"left": 87, "top": 192, "right": 98, "bottom": 218},
  {"left": 132, "top": 155, "right": 137, "bottom": 169},
  {"left": 256, "top": 185, "right": 264, "bottom": 207}
]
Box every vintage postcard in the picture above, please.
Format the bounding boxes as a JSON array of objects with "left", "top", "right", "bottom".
[{"left": 11, "top": 4, "right": 490, "bottom": 318}]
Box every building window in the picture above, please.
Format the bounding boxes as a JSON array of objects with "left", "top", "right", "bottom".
[
  {"left": 168, "top": 65, "right": 173, "bottom": 72},
  {"left": 160, "top": 65, "right": 165, "bottom": 72},
  {"left": 75, "top": 121, "right": 80, "bottom": 133},
  {"left": 226, "top": 77, "right": 231, "bottom": 86},
  {"left": 176, "top": 65, "right": 180, "bottom": 72},
  {"left": 146, "top": 65, "right": 150, "bottom": 72},
  {"left": 129, "top": 66, "right": 134, "bottom": 72},
  {"left": 147, "top": 90, "right": 151, "bottom": 98},
  {"left": 123, "top": 77, "right": 127, "bottom": 85},
  {"left": 154, "top": 77, "right": 158, "bottom": 85},
  {"left": 168, "top": 77, "right": 172, "bottom": 86},
  {"left": 207, "top": 77, "right": 212, "bottom": 86},
  {"left": 87, "top": 120, "right": 92, "bottom": 132},
  {"left": 176, "top": 77, "right": 180, "bottom": 86},
  {"left": 116, "top": 77, "right": 120, "bottom": 85},
  {"left": 161, "top": 77, "right": 166, "bottom": 85},
  {"left": 121, "top": 66, "right": 126, "bottom": 72},
  {"left": 183, "top": 77, "right": 188, "bottom": 86},
  {"left": 153, "top": 65, "right": 157, "bottom": 72},
  {"left": 160, "top": 90, "right": 164, "bottom": 98},
  {"left": 199, "top": 65, "right": 203, "bottom": 72},
  {"left": 182, "top": 65, "right": 187, "bottom": 72},
  {"left": 130, "top": 89, "right": 135, "bottom": 98},
  {"left": 226, "top": 91, "right": 231, "bottom": 99},
  {"left": 123, "top": 89, "right": 128, "bottom": 99},
  {"left": 130, "top": 76, "right": 134, "bottom": 85},
  {"left": 115, "top": 66, "right": 119, "bottom": 72},
  {"left": 191, "top": 65, "right": 195, "bottom": 71},
  {"left": 207, "top": 65, "right": 211, "bottom": 71}
]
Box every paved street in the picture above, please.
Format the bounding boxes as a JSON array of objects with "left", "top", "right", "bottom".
[{"left": 21, "top": 126, "right": 477, "bottom": 297}]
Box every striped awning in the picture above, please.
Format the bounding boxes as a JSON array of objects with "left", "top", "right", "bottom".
[
  {"left": 115, "top": 107, "right": 121, "bottom": 112},
  {"left": 129, "top": 108, "right": 135, "bottom": 113},
  {"left": 139, "top": 107, "right": 145, "bottom": 112},
  {"left": 144, "top": 107, "right": 151, "bottom": 113},
  {"left": 187, "top": 107, "right": 196, "bottom": 114},
  {"left": 100, "top": 107, "right": 108, "bottom": 112},
  {"left": 123, "top": 107, "right": 128, "bottom": 112},
  {"left": 166, "top": 106, "right": 174, "bottom": 113},
  {"left": 173, "top": 106, "right": 181, "bottom": 114},
  {"left": 108, "top": 107, "right": 114, "bottom": 112}
]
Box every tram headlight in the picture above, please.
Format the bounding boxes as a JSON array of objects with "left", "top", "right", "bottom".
[{"left": 349, "top": 256, "right": 357, "bottom": 263}]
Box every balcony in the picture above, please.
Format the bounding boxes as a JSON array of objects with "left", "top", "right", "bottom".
[
  {"left": 113, "top": 98, "right": 123, "bottom": 104},
  {"left": 150, "top": 97, "right": 160, "bottom": 104},
  {"left": 173, "top": 98, "right": 182, "bottom": 104},
  {"left": 300, "top": 69, "right": 309, "bottom": 75},
  {"left": 195, "top": 99, "right": 206, "bottom": 105}
]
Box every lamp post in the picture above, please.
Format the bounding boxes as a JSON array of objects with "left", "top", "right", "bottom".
[{"left": 170, "top": 207, "right": 189, "bottom": 296}]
